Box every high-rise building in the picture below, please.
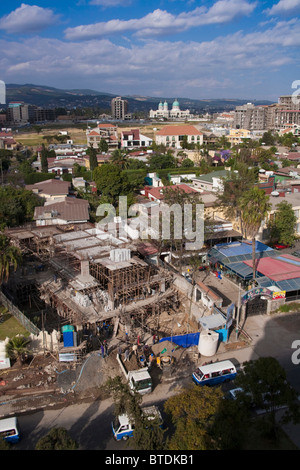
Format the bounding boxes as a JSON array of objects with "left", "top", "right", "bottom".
[
  {"left": 7, "top": 102, "right": 36, "bottom": 124},
  {"left": 233, "top": 96, "right": 300, "bottom": 131},
  {"left": 111, "top": 96, "right": 128, "bottom": 120}
]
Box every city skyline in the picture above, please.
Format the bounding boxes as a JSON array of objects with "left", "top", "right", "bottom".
[{"left": 0, "top": 0, "right": 299, "bottom": 101}]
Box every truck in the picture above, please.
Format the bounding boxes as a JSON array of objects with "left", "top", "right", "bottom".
[
  {"left": 117, "top": 353, "right": 152, "bottom": 395},
  {"left": 112, "top": 405, "right": 162, "bottom": 441}
]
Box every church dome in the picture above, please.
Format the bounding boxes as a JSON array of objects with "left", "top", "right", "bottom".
[
  {"left": 158, "top": 101, "right": 163, "bottom": 109},
  {"left": 172, "top": 99, "right": 180, "bottom": 108}
]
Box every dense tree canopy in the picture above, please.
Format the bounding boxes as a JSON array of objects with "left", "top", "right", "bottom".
[
  {"left": 0, "top": 186, "right": 44, "bottom": 227},
  {"left": 269, "top": 200, "right": 297, "bottom": 246},
  {"left": 35, "top": 427, "right": 78, "bottom": 450}
]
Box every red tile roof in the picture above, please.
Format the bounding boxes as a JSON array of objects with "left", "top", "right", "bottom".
[
  {"left": 156, "top": 125, "right": 203, "bottom": 136},
  {"left": 145, "top": 184, "right": 198, "bottom": 200}
]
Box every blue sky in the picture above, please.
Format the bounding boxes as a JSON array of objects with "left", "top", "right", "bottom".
[{"left": 0, "top": 0, "right": 299, "bottom": 101}]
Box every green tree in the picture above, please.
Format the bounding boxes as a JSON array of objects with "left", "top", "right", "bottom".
[
  {"left": 181, "top": 158, "right": 194, "bottom": 168},
  {"left": 0, "top": 186, "right": 43, "bottom": 227},
  {"left": 105, "top": 377, "right": 164, "bottom": 450},
  {"left": 0, "top": 234, "right": 22, "bottom": 284},
  {"left": 261, "top": 131, "right": 276, "bottom": 146},
  {"left": 35, "top": 427, "right": 78, "bottom": 450},
  {"left": 164, "top": 384, "right": 223, "bottom": 450},
  {"left": 235, "top": 357, "right": 300, "bottom": 439},
  {"left": 99, "top": 138, "right": 109, "bottom": 153},
  {"left": 87, "top": 146, "right": 98, "bottom": 172},
  {"left": 40, "top": 144, "right": 49, "bottom": 173},
  {"left": 210, "top": 394, "right": 250, "bottom": 449},
  {"left": 131, "top": 411, "right": 165, "bottom": 451},
  {"left": 239, "top": 186, "right": 271, "bottom": 280},
  {"left": 269, "top": 200, "right": 297, "bottom": 246},
  {"left": 110, "top": 149, "right": 128, "bottom": 170},
  {"left": 6, "top": 336, "right": 30, "bottom": 366},
  {"left": 93, "top": 163, "right": 124, "bottom": 201},
  {"left": 0, "top": 438, "right": 11, "bottom": 450},
  {"left": 149, "top": 154, "right": 176, "bottom": 170},
  {"left": 217, "top": 166, "right": 257, "bottom": 234}
]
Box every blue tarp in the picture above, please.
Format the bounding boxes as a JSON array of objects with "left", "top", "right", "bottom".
[
  {"left": 63, "top": 331, "right": 74, "bottom": 347},
  {"left": 159, "top": 333, "right": 200, "bottom": 349},
  {"left": 216, "top": 240, "right": 273, "bottom": 258}
]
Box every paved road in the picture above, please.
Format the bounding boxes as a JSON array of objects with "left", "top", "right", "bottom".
[{"left": 6, "top": 310, "right": 300, "bottom": 450}]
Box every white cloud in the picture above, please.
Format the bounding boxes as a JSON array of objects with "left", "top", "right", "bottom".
[
  {"left": 89, "top": 0, "right": 133, "bottom": 5},
  {"left": 0, "top": 3, "right": 59, "bottom": 34},
  {"left": 0, "top": 18, "right": 298, "bottom": 99},
  {"left": 64, "top": 0, "right": 256, "bottom": 40},
  {"left": 266, "top": 0, "right": 300, "bottom": 16}
]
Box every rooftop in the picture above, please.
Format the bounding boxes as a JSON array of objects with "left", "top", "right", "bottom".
[
  {"left": 34, "top": 198, "right": 90, "bottom": 223},
  {"left": 26, "top": 179, "right": 71, "bottom": 197},
  {"left": 156, "top": 125, "right": 203, "bottom": 136}
]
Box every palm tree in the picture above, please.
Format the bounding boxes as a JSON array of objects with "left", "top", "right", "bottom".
[
  {"left": 6, "top": 336, "right": 31, "bottom": 366},
  {"left": 110, "top": 149, "right": 128, "bottom": 169},
  {"left": 239, "top": 187, "right": 271, "bottom": 281},
  {"left": 0, "top": 234, "right": 22, "bottom": 284}
]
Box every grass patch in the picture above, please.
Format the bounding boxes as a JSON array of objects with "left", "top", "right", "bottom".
[
  {"left": 278, "top": 302, "right": 300, "bottom": 313},
  {"left": 0, "top": 308, "right": 30, "bottom": 341}
]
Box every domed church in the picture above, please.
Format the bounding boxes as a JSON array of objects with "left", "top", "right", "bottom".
[{"left": 150, "top": 99, "right": 191, "bottom": 120}]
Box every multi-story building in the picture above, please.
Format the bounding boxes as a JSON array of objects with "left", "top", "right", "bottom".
[
  {"left": 233, "top": 103, "right": 268, "bottom": 130},
  {"left": 227, "top": 128, "right": 252, "bottom": 145},
  {"left": 233, "top": 96, "right": 300, "bottom": 132},
  {"left": 111, "top": 96, "right": 128, "bottom": 120},
  {"left": 121, "top": 129, "right": 152, "bottom": 149},
  {"left": 7, "top": 101, "right": 36, "bottom": 124},
  {"left": 155, "top": 124, "right": 203, "bottom": 149},
  {"left": 7, "top": 102, "right": 56, "bottom": 125},
  {"left": 86, "top": 123, "right": 119, "bottom": 149}
]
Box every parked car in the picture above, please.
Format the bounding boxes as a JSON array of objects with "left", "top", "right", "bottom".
[
  {"left": 198, "top": 265, "right": 208, "bottom": 271},
  {"left": 272, "top": 243, "right": 290, "bottom": 250}
]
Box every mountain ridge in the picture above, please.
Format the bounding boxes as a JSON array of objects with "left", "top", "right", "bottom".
[{"left": 3, "top": 83, "right": 275, "bottom": 114}]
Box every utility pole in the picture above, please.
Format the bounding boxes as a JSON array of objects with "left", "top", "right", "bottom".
[{"left": 236, "top": 283, "right": 241, "bottom": 341}]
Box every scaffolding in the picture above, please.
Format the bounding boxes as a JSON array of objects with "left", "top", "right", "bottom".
[{"left": 5, "top": 224, "right": 175, "bottom": 336}]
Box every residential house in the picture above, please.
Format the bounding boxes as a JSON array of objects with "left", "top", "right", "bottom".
[
  {"left": 86, "top": 123, "right": 119, "bottom": 150},
  {"left": 25, "top": 179, "right": 71, "bottom": 204},
  {"left": 143, "top": 183, "right": 199, "bottom": 203},
  {"left": 83, "top": 153, "right": 111, "bottom": 170},
  {"left": 34, "top": 198, "right": 90, "bottom": 226},
  {"left": 0, "top": 131, "right": 18, "bottom": 150},
  {"left": 48, "top": 157, "right": 87, "bottom": 175},
  {"left": 155, "top": 125, "right": 203, "bottom": 149},
  {"left": 227, "top": 129, "right": 252, "bottom": 145},
  {"left": 121, "top": 129, "right": 153, "bottom": 149},
  {"left": 191, "top": 170, "right": 230, "bottom": 193}
]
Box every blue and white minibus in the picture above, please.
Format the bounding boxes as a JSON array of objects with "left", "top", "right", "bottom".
[
  {"left": 192, "top": 360, "right": 237, "bottom": 386},
  {"left": 0, "top": 417, "right": 20, "bottom": 443},
  {"left": 112, "top": 406, "right": 162, "bottom": 441}
]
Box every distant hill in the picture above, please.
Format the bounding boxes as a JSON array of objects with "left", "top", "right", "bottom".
[{"left": 3, "top": 83, "right": 274, "bottom": 114}]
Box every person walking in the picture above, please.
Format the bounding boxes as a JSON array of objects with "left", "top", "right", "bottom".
[
  {"left": 101, "top": 344, "right": 105, "bottom": 359},
  {"left": 104, "top": 340, "right": 108, "bottom": 356},
  {"left": 124, "top": 349, "right": 130, "bottom": 362}
]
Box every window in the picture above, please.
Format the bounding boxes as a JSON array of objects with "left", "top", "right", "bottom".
[{"left": 120, "top": 425, "right": 129, "bottom": 431}]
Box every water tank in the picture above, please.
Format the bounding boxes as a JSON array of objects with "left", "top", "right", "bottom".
[{"left": 198, "top": 330, "right": 219, "bottom": 357}]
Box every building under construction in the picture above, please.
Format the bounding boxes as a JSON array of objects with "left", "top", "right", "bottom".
[{"left": 4, "top": 222, "right": 178, "bottom": 342}]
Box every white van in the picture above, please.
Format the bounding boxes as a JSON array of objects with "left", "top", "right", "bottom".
[
  {"left": 0, "top": 417, "right": 20, "bottom": 443},
  {"left": 112, "top": 405, "right": 162, "bottom": 441},
  {"left": 192, "top": 360, "right": 237, "bottom": 386}
]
